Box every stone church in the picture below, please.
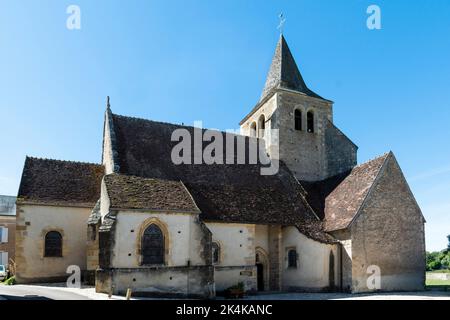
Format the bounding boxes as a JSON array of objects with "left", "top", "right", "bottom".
[{"left": 15, "top": 35, "right": 425, "bottom": 298}]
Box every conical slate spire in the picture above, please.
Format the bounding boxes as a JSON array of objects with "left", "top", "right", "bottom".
[{"left": 260, "top": 35, "right": 323, "bottom": 101}]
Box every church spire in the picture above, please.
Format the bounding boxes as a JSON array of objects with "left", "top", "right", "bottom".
[{"left": 260, "top": 35, "right": 323, "bottom": 101}]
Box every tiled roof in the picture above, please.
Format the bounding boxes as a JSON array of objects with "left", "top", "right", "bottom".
[
  {"left": 110, "top": 113, "right": 335, "bottom": 243},
  {"left": 17, "top": 157, "right": 104, "bottom": 207},
  {"left": 260, "top": 35, "right": 324, "bottom": 102},
  {"left": 103, "top": 173, "right": 200, "bottom": 212},
  {"left": 302, "top": 153, "right": 390, "bottom": 232}
]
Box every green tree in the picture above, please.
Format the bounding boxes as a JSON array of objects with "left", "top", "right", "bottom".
[{"left": 441, "top": 254, "right": 450, "bottom": 269}]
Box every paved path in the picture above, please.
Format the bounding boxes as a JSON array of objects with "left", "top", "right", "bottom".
[
  {"left": 244, "top": 291, "right": 450, "bottom": 300},
  {"left": 0, "top": 284, "right": 92, "bottom": 300},
  {"left": 1, "top": 284, "right": 449, "bottom": 300}
]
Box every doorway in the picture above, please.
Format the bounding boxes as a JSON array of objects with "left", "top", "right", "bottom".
[
  {"left": 256, "top": 263, "right": 264, "bottom": 291},
  {"left": 255, "top": 247, "right": 269, "bottom": 292}
]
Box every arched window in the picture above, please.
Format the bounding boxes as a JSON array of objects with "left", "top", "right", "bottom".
[
  {"left": 288, "top": 249, "right": 297, "bottom": 268},
  {"left": 44, "top": 231, "right": 62, "bottom": 257},
  {"left": 258, "top": 115, "right": 265, "bottom": 138},
  {"left": 250, "top": 122, "right": 257, "bottom": 137},
  {"left": 294, "top": 109, "right": 302, "bottom": 131},
  {"left": 307, "top": 111, "right": 314, "bottom": 133},
  {"left": 142, "top": 224, "right": 164, "bottom": 265},
  {"left": 212, "top": 242, "right": 220, "bottom": 265}
]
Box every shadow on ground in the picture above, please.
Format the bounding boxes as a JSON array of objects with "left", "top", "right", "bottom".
[{"left": 0, "top": 294, "right": 51, "bottom": 300}]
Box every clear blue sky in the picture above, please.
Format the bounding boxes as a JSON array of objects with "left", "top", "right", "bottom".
[{"left": 0, "top": 0, "right": 449, "bottom": 251}]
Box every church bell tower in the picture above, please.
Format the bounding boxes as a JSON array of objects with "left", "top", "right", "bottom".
[{"left": 240, "top": 35, "right": 357, "bottom": 182}]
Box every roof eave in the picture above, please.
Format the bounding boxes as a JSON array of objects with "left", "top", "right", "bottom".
[
  {"left": 109, "top": 206, "right": 201, "bottom": 214},
  {"left": 16, "top": 200, "right": 97, "bottom": 209}
]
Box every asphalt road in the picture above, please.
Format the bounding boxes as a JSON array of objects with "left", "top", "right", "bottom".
[{"left": 0, "top": 285, "right": 92, "bottom": 300}]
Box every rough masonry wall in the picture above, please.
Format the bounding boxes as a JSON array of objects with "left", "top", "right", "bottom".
[
  {"left": 96, "top": 210, "right": 214, "bottom": 297},
  {"left": 282, "top": 226, "right": 338, "bottom": 291},
  {"left": 255, "top": 224, "right": 269, "bottom": 253},
  {"left": 268, "top": 225, "right": 282, "bottom": 290},
  {"left": 102, "top": 108, "right": 119, "bottom": 175},
  {"left": 96, "top": 265, "right": 214, "bottom": 298},
  {"left": 240, "top": 94, "right": 277, "bottom": 139},
  {"left": 350, "top": 155, "right": 426, "bottom": 292},
  {"left": 86, "top": 222, "right": 100, "bottom": 282},
  {"left": 112, "top": 211, "right": 208, "bottom": 268},
  {"left": 276, "top": 91, "right": 332, "bottom": 181},
  {"left": 325, "top": 121, "right": 357, "bottom": 178},
  {"left": 15, "top": 205, "right": 90, "bottom": 283},
  {"left": 241, "top": 90, "right": 337, "bottom": 182},
  {"left": 206, "top": 222, "right": 257, "bottom": 292},
  {"left": 330, "top": 229, "right": 352, "bottom": 292}
]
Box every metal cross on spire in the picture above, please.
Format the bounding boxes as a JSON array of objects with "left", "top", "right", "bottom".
[{"left": 277, "top": 12, "right": 286, "bottom": 34}]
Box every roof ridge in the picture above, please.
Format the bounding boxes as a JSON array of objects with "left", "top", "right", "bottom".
[
  {"left": 25, "top": 156, "right": 102, "bottom": 167},
  {"left": 354, "top": 151, "right": 391, "bottom": 169},
  {"left": 105, "top": 172, "right": 182, "bottom": 183},
  {"left": 112, "top": 113, "right": 261, "bottom": 140}
]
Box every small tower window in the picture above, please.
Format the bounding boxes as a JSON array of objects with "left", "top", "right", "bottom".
[
  {"left": 294, "top": 109, "right": 302, "bottom": 131},
  {"left": 307, "top": 111, "right": 314, "bottom": 133},
  {"left": 258, "top": 115, "right": 265, "bottom": 138},
  {"left": 288, "top": 249, "right": 297, "bottom": 268},
  {"left": 212, "top": 242, "right": 220, "bottom": 265},
  {"left": 250, "top": 122, "right": 257, "bottom": 137}
]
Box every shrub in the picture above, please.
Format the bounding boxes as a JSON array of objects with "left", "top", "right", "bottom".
[
  {"left": 427, "top": 250, "right": 450, "bottom": 271},
  {"left": 4, "top": 276, "right": 16, "bottom": 285},
  {"left": 224, "top": 282, "right": 245, "bottom": 299}
]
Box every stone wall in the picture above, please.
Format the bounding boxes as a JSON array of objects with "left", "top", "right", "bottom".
[
  {"left": 325, "top": 121, "right": 357, "bottom": 178},
  {"left": 330, "top": 229, "right": 352, "bottom": 292},
  {"left": 95, "top": 197, "right": 215, "bottom": 296},
  {"left": 102, "top": 107, "right": 119, "bottom": 175},
  {"left": 110, "top": 211, "right": 209, "bottom": 268},
  {"left": 96, "top": 266, "right": 214, "bottom": 298},
  {"left": 275, "top": 91, "right": 332, "bottom": 181},
  {"left": 240, "top": 90, "right": 356, "bottom": 182},
  {"left": 282, "top": 226, "right": 339, "bottom": 291},
  {"left": 86, "top": 222, "right": 100, "bottom": 284},
  {"left": 15, "top": 204, "right": 91, "bottom": 283},
  {"left": 268, "top": 225, "right": 282, "bottom": 290},
  {"left": 350, "top": 154, "right": 426, "bottom": 292},
  {"left": 206, "top": 222, "right": 257, "bottom": 292}
]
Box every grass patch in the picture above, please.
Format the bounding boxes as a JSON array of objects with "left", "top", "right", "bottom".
[
  {"left": 426, "top": 272, "right": 450, "bottom": 291},
  {"left": 426, "top": 278, "right": 450, "bottom": 286}
]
